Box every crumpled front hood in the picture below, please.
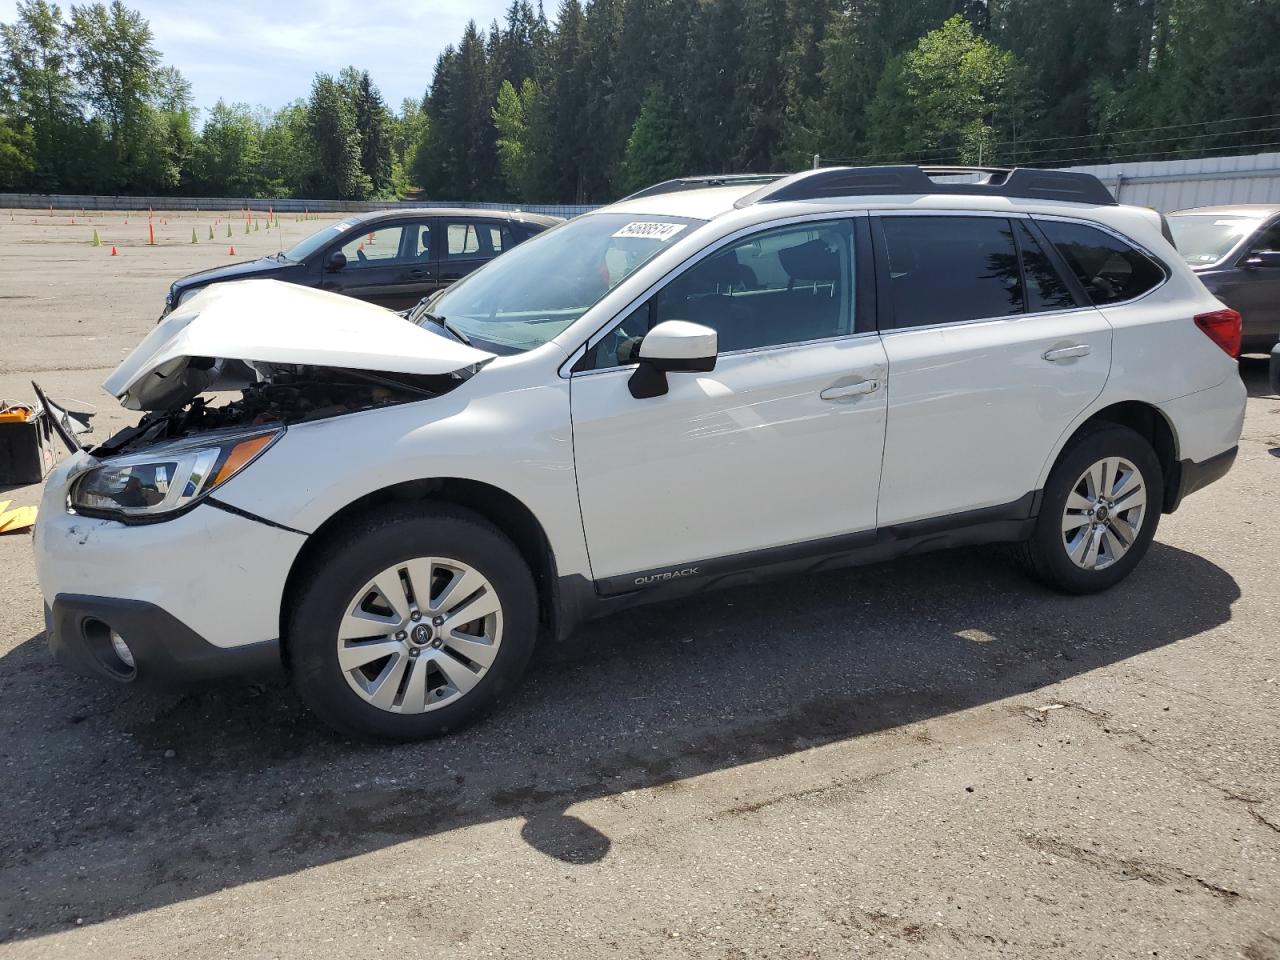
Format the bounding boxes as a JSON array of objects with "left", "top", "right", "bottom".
[{"left": 104, "top": 279, "right": 495, "bottom": 411}]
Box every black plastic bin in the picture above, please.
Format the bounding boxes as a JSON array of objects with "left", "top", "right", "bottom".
[{"left": 0, "top": 409, "right": 60, "bottom": 485}]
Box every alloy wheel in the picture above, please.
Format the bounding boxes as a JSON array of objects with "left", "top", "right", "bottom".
[
  {"left": 1061, "top": 456, "right": 1147, "bottom": 571},
  {"left": 336, "top": 557, "right": 503, "bottom": 713}
]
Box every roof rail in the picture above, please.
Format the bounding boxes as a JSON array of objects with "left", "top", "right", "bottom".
[
  {"left": 621, "top": 173, "right": 786, "bottom": 202},
  {"left": 733, "top": 165, "right": 1117, "bottom": 207}
]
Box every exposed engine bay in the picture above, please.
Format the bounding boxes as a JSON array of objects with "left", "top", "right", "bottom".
[{"left": 91, "top": 362, "right": 464, "bottom": 458}]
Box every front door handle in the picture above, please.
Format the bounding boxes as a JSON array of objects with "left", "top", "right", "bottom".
[
  {"left": 1043, "top": 344, "right": 1091, "bottom": 362},
  {"left": 408, "top": 269, "right": 432, "bottom": 279},
  {"left": 820, "top": 379, "right": 879, "bottom": 401}
]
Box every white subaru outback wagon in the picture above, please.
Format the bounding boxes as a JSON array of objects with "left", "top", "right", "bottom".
[{"left": 34, "top": 165, "right": 1246, "bottom": 740}]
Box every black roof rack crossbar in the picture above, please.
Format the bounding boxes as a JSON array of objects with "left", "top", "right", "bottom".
[
  {"left": 733, "top": 165, "right": 1117, "bottom": 207},
  {"left": 622, "top": 173, "right": 786, "bottom": 202}
]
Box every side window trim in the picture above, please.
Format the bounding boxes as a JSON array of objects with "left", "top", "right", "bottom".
[
  {"left": 569, "top": 214, "right": 869, "bottom": 375},
  {"left": 1015, "top": 218, "right": 1091, "bottom": 310},
  {"left": 1020, "top": 217, "right": 1090, "bottom": 307}
]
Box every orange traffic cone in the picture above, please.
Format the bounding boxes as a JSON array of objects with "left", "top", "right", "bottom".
[
  {"left": 110, "top": 245, "right": 118, "bottom": 256},
  {"left": 228, "top": 245, "right": 236, "bottom": 256}
]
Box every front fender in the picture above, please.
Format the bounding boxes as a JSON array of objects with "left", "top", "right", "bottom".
[{"left": 211, "top": 373, "right": 591, "bottom": 582}]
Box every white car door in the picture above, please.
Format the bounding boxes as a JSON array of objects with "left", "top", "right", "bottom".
[
  {"left": 570, "top": 217, "right": 889, "bottom": 592},
  {"left": 873, "top": 213, "right": 1116, "bottom": 527}
]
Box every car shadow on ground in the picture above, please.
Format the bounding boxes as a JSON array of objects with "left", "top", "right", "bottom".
[{"left": 0, "top": 541, "right": 1239, "bottom": 941}]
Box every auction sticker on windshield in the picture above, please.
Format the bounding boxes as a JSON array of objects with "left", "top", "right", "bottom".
[{"left": 612, "top": 221, "right": 687, "bottom": 241}]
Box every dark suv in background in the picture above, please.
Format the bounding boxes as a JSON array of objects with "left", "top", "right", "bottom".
[
  {"left": 163, "top": 207, "right": 561, "bottom": 315},
  {"left": 1166, "top": 204, "right": 1280, "bottom": 355}
]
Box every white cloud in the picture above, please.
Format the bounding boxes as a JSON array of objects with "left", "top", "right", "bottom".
[{"left": 0, "top": 0, "right": 512, "bottom": 115}]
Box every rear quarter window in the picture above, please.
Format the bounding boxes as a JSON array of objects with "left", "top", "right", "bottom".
[{"left": 1037, "top": 220, "right": 1166, "bottom": 305}]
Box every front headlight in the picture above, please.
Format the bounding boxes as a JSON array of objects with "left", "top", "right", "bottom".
[{"left": 70, "top": 427, "right": 282, "bottom": 521}]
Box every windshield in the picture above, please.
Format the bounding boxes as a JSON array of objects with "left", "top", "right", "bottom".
[
  {"left": 1167, "top": 214, "right": 1261, "bottom": 266},
  {"left": 283, "top": 219, "right": 357, "bottom": 262},
  {"left": 415, "top": 213, "right": 704, "bottom": 351}
]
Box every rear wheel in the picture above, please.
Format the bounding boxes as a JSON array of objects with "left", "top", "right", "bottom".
[
  {"left": 1019, "top": 425, "right": 1163, "bottom": 594},
  {"left": 288, "top": 504, "right": 537, "bottom": 741}
]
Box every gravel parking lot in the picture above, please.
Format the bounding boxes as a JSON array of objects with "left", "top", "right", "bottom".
[{"left": 1, "top": 209, "right": 1278, "bottom": 960}]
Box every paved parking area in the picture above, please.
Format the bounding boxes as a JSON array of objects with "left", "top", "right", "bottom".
[{"left": 1, "top": 210, "right": 1278, "bottom": 959}]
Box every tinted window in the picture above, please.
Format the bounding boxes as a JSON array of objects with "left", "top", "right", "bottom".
[
  {"left": 652, "top": 220, "right": 854, "bottom": 354},
  {"left": 881, "top": 216, "right": 1022, "bottom": 327},
  {"left": 579, "top": 220, "right": 855, "bottom": 369},
  {"left": 1017, "top": 222, "right": 1077, "bottom": 312},
  {"left": 1038, "top": 220, "right": 1165, "bottom": 305}
]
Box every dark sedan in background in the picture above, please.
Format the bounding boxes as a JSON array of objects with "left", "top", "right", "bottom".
[
  {"left": 163, "top": 207, "right": 561, "bottom": 315},
  {"left": 1167, "top": 204, "right": 1280, "bottom": 355}
]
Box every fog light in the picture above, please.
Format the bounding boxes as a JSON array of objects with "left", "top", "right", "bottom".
[{"left": 109, "top": 630, "right": 135, "bottom": 669}]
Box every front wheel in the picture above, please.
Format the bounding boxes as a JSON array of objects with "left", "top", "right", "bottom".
[
  {"left": 288, "top": 504, "right": 538, "bottom": 741},
  {"left": 1019, "top": 425, "right": 1163, "bottom": 594}
]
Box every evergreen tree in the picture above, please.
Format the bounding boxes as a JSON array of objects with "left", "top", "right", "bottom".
[
  {"left": 578, "top": 0, "right": 624, "bottom": 199},
  {"left": 351, "top": 69, "right": 395, "bottom": 197},
  {"left": 543, "top": 0, "right": 588, "bottom": 200},
  {"left": 305, "top": 72, "right": 370, "bottom": 199},
  {"left": 619, "top": 86, "right": 696, "bottom": 193}
]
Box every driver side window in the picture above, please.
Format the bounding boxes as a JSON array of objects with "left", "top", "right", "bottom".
[
  {"left": 579, "top": 220, "right": 855, "bottom": 370},
  {"left": 1250, "top": 221, "right": 1280, "bottom": 254},
  {"left": 336, "top": 225, "right": 406, "bottom": 267}
]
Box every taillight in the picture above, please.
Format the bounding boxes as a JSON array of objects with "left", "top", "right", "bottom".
[{"left": 1194, "top": 308, "right": 1242, "bottom": 358}]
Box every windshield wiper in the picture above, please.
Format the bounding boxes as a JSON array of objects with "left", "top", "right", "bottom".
[{"left": 420, "top": 312, "right": 472, "bottom": 346}]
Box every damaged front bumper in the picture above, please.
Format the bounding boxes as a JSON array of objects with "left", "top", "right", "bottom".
[{"left": 34, "top": 455, "right": 307, "bottom": 685}]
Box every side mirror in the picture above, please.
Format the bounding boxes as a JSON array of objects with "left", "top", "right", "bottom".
[
  {"left": 1244, "top": 250, "right": 1280, "bottom": 269},
  {"left": 628, "top": 320, "right": 717, "bottom": 399},
  {"left": 326, "top": 250, "right": 347, "bottom": 272}
]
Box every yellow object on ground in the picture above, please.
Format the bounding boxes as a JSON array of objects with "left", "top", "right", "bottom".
[{"left": 0, "top": 500, "right": 38, "bottom": 533}]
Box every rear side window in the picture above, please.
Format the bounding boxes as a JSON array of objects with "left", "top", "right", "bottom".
[
  {"left": 1037, "top": 220, "right": 1166, "bottom": 305},
  {"left": 880, "top": 216, "right": 1023, "bottom": 327}
]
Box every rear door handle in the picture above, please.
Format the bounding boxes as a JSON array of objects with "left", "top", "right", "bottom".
[
  {"left": 820, "top": 379, "right": 879, "bottom": 401},
  {"left": 408, "top": 269, "right": 432, "bottom": 279},
  {"left": 1043, "top": 344, "right": 1091, "bottom": 362}
]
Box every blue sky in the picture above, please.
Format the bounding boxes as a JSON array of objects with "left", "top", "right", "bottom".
[{"left": 0, "top": 0, "right": 514, "bottom": 119}]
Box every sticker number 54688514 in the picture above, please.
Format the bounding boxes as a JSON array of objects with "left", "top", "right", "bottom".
[{"left": 611, "top": 221, "right": 687, "bottom": 241}]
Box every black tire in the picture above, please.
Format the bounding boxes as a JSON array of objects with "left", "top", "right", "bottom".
[
  {"left": 287, "top": 503, "right": 537, "bottom": 741},
  {"left": 1018, "top": 424, "right": 1163, "bottom": 594}
]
